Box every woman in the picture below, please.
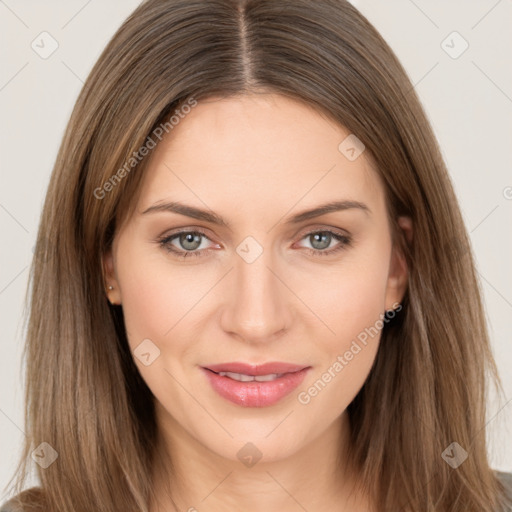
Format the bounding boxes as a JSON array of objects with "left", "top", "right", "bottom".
[{"left": 2, "top": 0, "right": 511, "bottom": 511}]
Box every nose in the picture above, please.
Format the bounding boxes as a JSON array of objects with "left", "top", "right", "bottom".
[{"left": 219, "top": 245, "right": 292, "bottom": 344}]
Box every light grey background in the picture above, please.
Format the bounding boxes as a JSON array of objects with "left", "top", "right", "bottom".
[{"left": 1, "top": 0, "right": 511, "bottom": 499}]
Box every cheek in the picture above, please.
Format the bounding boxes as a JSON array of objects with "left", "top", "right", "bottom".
[
  {"left": 307, "top": 245, "right": 391, "bottom": 349},
  {"left": 296, "top": 240, "right": 391, "bottom": 403},
  {"left": 116, "top": 242, "right": 208, "bottom": 349},
  {"left": 331, "top": 266, "right": 388, "bottom": 342},
  {"left": 117, "top": 262, "right": 170, "bottom": 347},
  {"left": 114, "top": 247, "right": 205, "bottom": 403}
]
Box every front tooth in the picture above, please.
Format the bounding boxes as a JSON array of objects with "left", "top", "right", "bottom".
[
  {"left": 217, "top": 372, "right": 282, "bottom": 382},
  {"left": 219, "top": 371, "right": 255, "bottom": 382},
  {"left": 254, "top": 373, "right": 280, "bottom": 382}
]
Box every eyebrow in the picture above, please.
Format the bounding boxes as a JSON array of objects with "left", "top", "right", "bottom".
[{"left": 140, "top": 199, "right": 370, "bottom": 228}]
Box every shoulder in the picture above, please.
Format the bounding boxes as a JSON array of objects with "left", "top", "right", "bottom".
[
  {"left": 0, "top": 487, "right": 45, "bottom": 512},
  {"left": 496, "top": 470, "right": 512, "bottom": 511},
  {"left": 0, "top": 496, "right": 23, "bottom": 512}
]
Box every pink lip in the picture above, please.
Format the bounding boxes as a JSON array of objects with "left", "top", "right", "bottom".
[{"left": 201, "top": 362, "right": 310, "bottom": 408}]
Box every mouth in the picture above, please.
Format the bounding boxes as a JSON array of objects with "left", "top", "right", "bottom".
[{"left": 201, "top": 362, "right": 311, "bottom": 408}]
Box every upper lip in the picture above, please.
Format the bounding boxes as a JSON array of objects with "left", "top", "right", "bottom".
[{"left": 203, "top": 362, "right": 309, "bottom": 376}]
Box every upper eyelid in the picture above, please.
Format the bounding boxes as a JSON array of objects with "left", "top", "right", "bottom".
[{"left": 160, "top": 222, "right": 350, "bottom": 236}]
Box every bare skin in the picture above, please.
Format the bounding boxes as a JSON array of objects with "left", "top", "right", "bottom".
[{"left": 103, "top": 93, "right": 411, "bottom": 512}]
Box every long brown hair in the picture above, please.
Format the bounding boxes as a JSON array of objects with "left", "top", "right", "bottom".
[{"left": 3, "top": 0, "right": 510, "bottom": 510}]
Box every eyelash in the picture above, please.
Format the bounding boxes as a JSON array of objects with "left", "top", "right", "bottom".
[{"left": 157, "top": 228, "right": 352, "bottom": 259}]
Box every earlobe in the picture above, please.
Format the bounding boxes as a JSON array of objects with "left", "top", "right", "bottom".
[
  {"left": 384, "top": 216, "right": 412, "bottom": 310},
  {"left": 384, "top": 254, "right": 407, "bottom": 310},
  {"left": 102, "top": 249, "right": 122, "bottom": 305}
]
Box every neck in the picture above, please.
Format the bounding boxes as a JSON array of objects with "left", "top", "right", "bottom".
[{"left": 150, "top": 407, "right": 373, "bottom": 512}]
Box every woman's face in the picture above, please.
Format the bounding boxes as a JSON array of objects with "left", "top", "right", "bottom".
[{"left": 104, "top": 93, "right": 409, "bottom": 464}]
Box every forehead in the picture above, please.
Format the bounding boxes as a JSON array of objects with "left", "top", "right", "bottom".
[{"left": 135, "top": 93, "right": 385, "bottom": 220}]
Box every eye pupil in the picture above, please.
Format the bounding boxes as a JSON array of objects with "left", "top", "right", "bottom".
[
  {"left": 180, "top": 232, "right": 202, "bottom": 250},
  {"left": 310, "top": 232, "right": 331, "bottom": 250}
]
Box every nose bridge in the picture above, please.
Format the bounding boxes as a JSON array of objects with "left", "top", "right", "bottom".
[{"left": 221, "top": 237, "right": 289, "bottom": 341}]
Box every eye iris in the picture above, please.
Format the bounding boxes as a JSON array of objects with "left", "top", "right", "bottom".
[
  {"left": 310, "top": 232, "right": 331, "bottom": 250},
  {"left": 180, "top": 232, "right": 202, "bottom": 251}
]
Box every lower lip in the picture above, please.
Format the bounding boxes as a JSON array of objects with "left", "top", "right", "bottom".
[{"left": 201, "top": 367, "right": 310, "bottom": 408}]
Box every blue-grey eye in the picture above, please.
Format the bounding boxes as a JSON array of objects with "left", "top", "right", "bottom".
[
  {"left": 309, "top": 232, "right": 332, "bottom": 250},
  {"left": 177, "top": 232, "right": 203, "bottom": 251}
]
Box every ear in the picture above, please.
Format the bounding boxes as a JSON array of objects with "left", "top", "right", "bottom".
[
  {"left": 102, "top": 248, "right": 122, "bottom": 305},
  {"left": 384, "top": 216, "right": 412, "bottom": 310}
]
